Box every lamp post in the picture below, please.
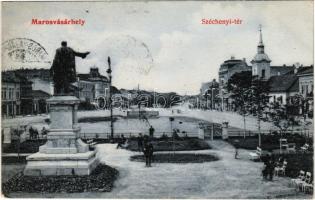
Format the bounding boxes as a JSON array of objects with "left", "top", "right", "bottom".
[
  {"left": 211, "top": 88, "right": 215, "bottom": 110},
  {"left": 106, "top": 56, "right": 114, "bottom": 141}
]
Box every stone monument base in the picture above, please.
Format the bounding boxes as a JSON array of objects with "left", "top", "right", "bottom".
[
  {"left": 23, "top": 96, "right": 100, "bottom": 176},
  {"left": 24, "top": 151, "right": 99, "bottom": 176}
]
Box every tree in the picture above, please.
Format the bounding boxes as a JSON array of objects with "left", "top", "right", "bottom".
[
  {"left": 227, "top": 71, "right": 252, "bottom": 138},
  {"left": 269, "top": 102, "right": 290, "bottom": 135},
  {"left": 249, "top": 77, "right": 270, "bottom": 147}
]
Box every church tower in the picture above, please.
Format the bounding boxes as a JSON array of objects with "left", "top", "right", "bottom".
[{"left": 251, "top": 25, "right": 271, "bottom": 80}]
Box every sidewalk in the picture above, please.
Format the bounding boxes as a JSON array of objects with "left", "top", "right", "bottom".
[{"left": 9, "top": 141, "right": 308, "bottom": 198}]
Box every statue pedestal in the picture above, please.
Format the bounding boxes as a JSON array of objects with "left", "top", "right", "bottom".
[{"left": 24, "top": 96, "right": 99, "bottom": 176}]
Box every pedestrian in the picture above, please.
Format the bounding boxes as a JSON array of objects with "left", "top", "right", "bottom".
[
  {"left": 41, "top": 127, "right": 48, "bottom": 138},
  {"left": 149, "top": 125, "right": 155, "bottom": 138},
  {"left": 268, "top": 152, "right": 276, "bottom": 181},
  {"left": 143, "top": 140, "right": 154, "bottom": 167},
  {"left": 29, "top": 126, "right": 34, "bottom": 139},
  {"left": 116, "top": 134, "right": 126, "bottom": 149},
  {"left": 33, "top": 128, "right": 39, "bottom": 139},
  {"left": 148, "top": 142, "right": 154, "bottom": 165},
  {"left": 262, "top": 162, "right": 268, "bottom": 180},
  {"left": 137, "top": 133, "right": 143, "bottom": 152},
  {"left": 234, "top": 140, "right": 239, "bottom": 159}
]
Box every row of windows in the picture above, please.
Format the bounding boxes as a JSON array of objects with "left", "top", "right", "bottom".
[
  {"left": 301, "top": 84, "right": 314, "bottom": 95},
  {"left": 79, "top": 82, "right": 94, "bottom": 89},
  {"left": 1, "top": 88, "right": 20, "bottom": 100}
]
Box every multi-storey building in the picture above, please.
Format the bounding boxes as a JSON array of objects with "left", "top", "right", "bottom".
[
  {"left": 2, "top": 72, "right": 21, "bottom": 117},
  {"left": 77, "top": 67, "right": 110, "bottom": 106},
  {"left": 219, "top": 57, "right": 251, "bottom": 86},
  {"left": 218, "top": 25, "right": 313, "bottom": 112}
]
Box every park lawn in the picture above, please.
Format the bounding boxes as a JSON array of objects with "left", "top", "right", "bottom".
[
  {"left": 130, "top": 153, "right": 219, "bottom": 163},
  {"left": 228, "top": 133, "right": 312, "bottom": 151},
  {"left": 228, "top": 136, "right": 313, "bottom": 178},
  {"left": 276, "top": 153, "right": 313, "bottom": 178}
]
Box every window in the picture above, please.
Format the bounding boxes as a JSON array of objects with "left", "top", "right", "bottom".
[
  {"left": 262, "top": 69, "right": 265, "bottom": 78},
  {"left": 16, "top": 91, "right": 20, "bottom": 99},
  {"left": 8, "top": 89, "right": 12, "bottom": 99},
  {"left": 2, "top": 89, "right": 6, "bottom": 100}
]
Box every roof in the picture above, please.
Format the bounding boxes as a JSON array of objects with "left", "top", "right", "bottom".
[
  {"left": 268, "top": 74, "right": 299, "bottom": 93},
  {"left": 221, "top": 58, "right": 249, "bottom": 68},
  {"left": 297, "top": 66, "right": 313, "bottom": 76},
  {"left": 77, "top": 73, "right": 108, "bottom": 82},
  {"left": 2, "top": 71, "right": 32, "bottom": 84},
  {"left": 270, "top": 66, "right": 294, "bottom": 76},
  {"left": 31, "top": 90, "right": 51, "bottom": 98},
  {"left": 252, "top": 53, "right": 271, "bottom": 62}
]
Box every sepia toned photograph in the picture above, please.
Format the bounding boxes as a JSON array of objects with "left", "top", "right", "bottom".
[{"left": 1, "top": 1, "right": 314, "bottom": 199}]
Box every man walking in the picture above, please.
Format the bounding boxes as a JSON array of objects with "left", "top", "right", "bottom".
[
  {"left": 143, "top": 140, "right": 154, "bottom": 167},
  {"left": 149, "top": 125, "right": 155, "bottom": 138}
]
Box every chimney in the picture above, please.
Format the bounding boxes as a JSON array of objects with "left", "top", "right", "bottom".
[{"left": 294, "top": 62, "right": 301, "bottom": 74}]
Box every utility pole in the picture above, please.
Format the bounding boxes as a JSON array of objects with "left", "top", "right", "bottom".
[{"left": 106, "top": 56, "right": 114, "bottom": 141}]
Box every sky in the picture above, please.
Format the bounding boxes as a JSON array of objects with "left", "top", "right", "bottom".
[{"left": 2, "top": 1, "right": 314, "bottom": 95}]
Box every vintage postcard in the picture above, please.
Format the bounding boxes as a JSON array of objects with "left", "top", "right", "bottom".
[{"left": 1, "top": 1, "right": 314, "bottom": 199}]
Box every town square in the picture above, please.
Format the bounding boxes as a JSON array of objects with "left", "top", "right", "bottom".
[{"left": 1, "top": 1, "right": 314, "bottom": 199}]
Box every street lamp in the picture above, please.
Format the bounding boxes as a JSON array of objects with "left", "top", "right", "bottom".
[
  {"left": 106, "top": 56, "right": 114, "bottom": 141},
  {"left": 211, "top": 88, "right": 215, "bottom": 110}
]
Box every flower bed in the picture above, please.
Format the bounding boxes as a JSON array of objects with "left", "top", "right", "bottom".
[{"left": 2, "top": 164, "right": 118, "bottom": 196}]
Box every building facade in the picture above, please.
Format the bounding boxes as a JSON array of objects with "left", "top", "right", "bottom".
[
  {"left": 2, "top": 70, "right": 51, "bottom": 116},
  {"left": 268, "top": 74, "right": 299, "bottom": 105},
  {"left": 2, "top": 73, "right": 21, "bottom": 117},
  {"left": 77, "top": 67, "right": 110, "bottom": 106},
  {"left": 217, "top": 25, "right": 313, "bottom": 113},
  {"left": 219, "top": 57, "right": 251, "bottom": 86},
  {"left": 72, "top": 80, "right": 95, "bottom": 102}
]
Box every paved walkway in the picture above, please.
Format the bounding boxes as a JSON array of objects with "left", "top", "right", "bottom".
[
  {"left": 93, "top": 141, "right": 307, "bottom": 198},
  {"left": 7, "top": 140, "right": 312, "bottom": 198}
]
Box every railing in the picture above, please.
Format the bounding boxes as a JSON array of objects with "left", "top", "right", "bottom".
[
  {"left": 227, "top": 129, "right": 313, "bottom": 138},
  {"left": 79, "top": 131, "right": 199, "bottom": 139}
]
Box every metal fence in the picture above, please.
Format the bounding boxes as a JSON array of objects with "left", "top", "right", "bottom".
[
  {"left": 227, "top": 129, "right": 313, "bottom": 138},
  {"left": 79, "top": 131, "right": 199, "bottom": 139}
]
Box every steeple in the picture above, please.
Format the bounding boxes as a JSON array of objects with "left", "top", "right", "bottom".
[
  {"left": 251, "top": 24, "right": 271, "bottom": 80},
  {"left": 258, "top": 24, "right": 264, "bottom": 53}
]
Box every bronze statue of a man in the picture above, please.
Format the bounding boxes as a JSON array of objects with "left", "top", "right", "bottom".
[{"left": 50, "top": 41, "right": 90, "bottom": 95}]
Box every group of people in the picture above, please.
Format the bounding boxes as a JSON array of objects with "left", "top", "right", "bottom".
[
  {"left": 29, "top": 126, "right": 39, "bottom": 139},
  {"left": 29, "top": 126, "right": 48, "bottom": 139},
  {"left": 262, "top": 153, "right": 276, "bottom": 181},
  {"left": 116, "top": 134, "right": 128, "bottom": 149},
  {"left": 137, "top": 133, "right": 154, "bottom": 167},
  {"left": 116, "top": 126, "right": 156, "bottom": 167}
]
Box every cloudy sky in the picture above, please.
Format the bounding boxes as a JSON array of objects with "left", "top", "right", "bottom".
[{"left": 2, "top": 1, "right": 313, "bottom": 95}]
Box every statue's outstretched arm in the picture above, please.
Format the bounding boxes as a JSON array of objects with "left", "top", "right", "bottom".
[{"left": 73, "top": 50, "right": 90, "bottom": 59}]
